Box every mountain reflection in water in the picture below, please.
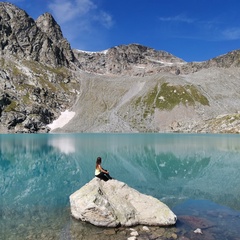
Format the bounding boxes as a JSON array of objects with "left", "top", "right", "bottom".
[{"left": 0, "top": 133, "right": 240, "bottom": 239}]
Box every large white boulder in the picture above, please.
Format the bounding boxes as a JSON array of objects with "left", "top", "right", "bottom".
[{"left": 69, "top": 178, "right": 177, "bottom": 227}]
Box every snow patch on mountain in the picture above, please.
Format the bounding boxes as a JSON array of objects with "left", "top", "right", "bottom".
[{"left": 48, "top": 110, "right": 75, "bottom": 131}]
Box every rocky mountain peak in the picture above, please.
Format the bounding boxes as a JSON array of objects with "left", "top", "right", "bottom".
[
  {"left": 0, "top": 2, "right": 29, "bottom": 19},
  {"left": 0, "top": 2, "right": 37, "bottom": 57},
  {"left": 73, "top": 43, "right": 186, "bottom": 76},
  {"left": 36, "top": 12, "right": 63, "bottom": 43},
  {"left": 109, "top": 43, "right": 184, "bottom": 63},
  {"left": 0, "top": 2, "right": 76, "bottom": 67}
]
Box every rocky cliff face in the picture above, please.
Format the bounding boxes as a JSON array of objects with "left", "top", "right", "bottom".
[
  {"left": 73, "top": 44, "right": 240, "bottom": 76},
  {"left": 73, "top": 44, "right": 185, "bottom": 76},
  {"left": 0, "top": 3, "right": 79, "bottom": 133},
  {"left": 0, "top": 2, "right": 240, "bottom": 133},
  {"left": 0, "top": 2, "right": 77, "bottom": 67}
]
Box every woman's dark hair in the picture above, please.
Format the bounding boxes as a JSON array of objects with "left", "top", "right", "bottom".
[{"left": 96, "top": 157, "right": 102, "bottom": 169}]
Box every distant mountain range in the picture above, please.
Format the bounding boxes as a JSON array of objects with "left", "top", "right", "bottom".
[{"left": 0, "top": 2, "right": 240, "bottom": 133}]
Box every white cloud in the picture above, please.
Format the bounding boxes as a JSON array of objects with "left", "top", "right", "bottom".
[
  {"left": 158, "top": 13, "right": 240, "bottom": 42},
  {"left": 159, "top": 14, "right": 195, "bottom": 24},
  {"left": 97, "top": 11, "right": 114, "bottom": 29},
  {"left": 48, "top": 0, "right": 96, "bottom": 23},
  {"left": 47, "top": 0, "right": 113, "bottom": 51},
  {"left": 222, "top": 28, "right": 240, "bottom": 40},
  {"left": 48, "top": 0, "right": 113, "bottom": 28}
]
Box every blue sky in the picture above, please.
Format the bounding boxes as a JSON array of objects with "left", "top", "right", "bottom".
[{"left": 5, "top": 0, "right": 240, "bottom": 62}]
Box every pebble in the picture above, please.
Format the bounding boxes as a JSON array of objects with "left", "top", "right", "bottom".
[
  {"left": 194, "top": 228, "right": 203, "bottom": 234},
  {"left": 142, "top": 226, "right": 150, "bottom": 231},
  {"left": 130, "top": 230, "right": 139, "bottom": 236},
  {"left": 127, "top": 237, "right": 137, "bottom": 240},
  {"left": 171, "top": 233, "right": 178, "bottom": 239}
]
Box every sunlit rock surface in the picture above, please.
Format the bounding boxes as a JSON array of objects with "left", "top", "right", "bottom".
[{"left": 69, "top": 178, "right": 177, "bottom": 227}]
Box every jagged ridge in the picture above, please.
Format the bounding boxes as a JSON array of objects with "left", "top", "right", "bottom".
[
  {"left": 0, "top": 2, "right": 240, "bottom": 133},
  {"left": 0, "top": 2, "right": 77, "bottom": 67}
]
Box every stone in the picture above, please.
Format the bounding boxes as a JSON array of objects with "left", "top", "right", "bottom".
[
  {"left": 142, "top": 226, "right": 150, "bottom": 231},
  {"left": 127, "top": 237, "right": 137, "bottom": 240},
  {"left": 130, "top": 231, "right": 139, "bottom": 236},
  {"left": 69, "top": 178, "right": 177, "bottom": 227},
  {"left": 194, "top": 228, "right": 203, "bottom": 234}
]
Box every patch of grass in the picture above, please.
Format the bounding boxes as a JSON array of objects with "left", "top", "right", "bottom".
[
  {"left": 59, "top": 82, "right": 69, "bottom": 92},
  {"left": 218, "top": 114, "right": 240, "bottom": 123},
  {"left": 134, "top": 82, "right": 209, "bottom": 120},
  {"left": 22, "top": 93, "right": 31, "bottom": 105},
  {"left": 186, "top": 85, "right": 209, "bottom": 106},
  {"left": 22, "top": 60, "right": 45, "bottom": 75},
  {"left": 0, "top": 58, "right": 5, "bottom": 67},
  {"left": 12, "top": 66, "right": 22, "bottom": 76},
  {"left": 155, "top": 82, "right": 209, "bottom": 110},
  {"left": 49, "top": 67, "right": 68, "bottom": 79},
  {"left": 39, "top": 76, "right": 58, "bottom": 92},
  {"left": 4, "top": 101, "right": 17, "bottom": 112},
  {"left": 23, "top": 60, "right": 69, "bottom": 79},
  {"left": 22, "top": 60, "right": 74, "bottom": 93},
  {"left": 16, "top": 83, "right": 34, "bottom": 91},
  {"left": 144, "top": 85, "right": 159, "bottom": 108}
]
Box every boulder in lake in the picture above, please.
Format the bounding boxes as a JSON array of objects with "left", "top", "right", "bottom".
[{"left": 69, "top": 178, "right": 177, "bottom": 227}]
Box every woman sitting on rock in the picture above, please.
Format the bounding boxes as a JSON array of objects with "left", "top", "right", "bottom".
[{"left": 95, "top": 157, "right": 113, "bottom": 181}]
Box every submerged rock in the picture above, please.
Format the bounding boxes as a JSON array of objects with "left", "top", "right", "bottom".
[{"left": 69, "top": 178, "right": 177, "bottom": 227}]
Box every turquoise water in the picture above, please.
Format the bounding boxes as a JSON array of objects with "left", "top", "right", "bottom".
[{"left": 1, "top": 133, "right": 240, "bottom": 239}]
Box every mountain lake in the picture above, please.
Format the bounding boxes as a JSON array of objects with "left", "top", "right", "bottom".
[{"left": 1, "top": 133, "right": 240, "bottom": 240}]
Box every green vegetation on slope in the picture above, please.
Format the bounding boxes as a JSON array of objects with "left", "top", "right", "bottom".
[
  {"left": 136, "top": 82, "right": 209, "bottom": 115},
  {"left": 124, "top": 82, "right": 210, "bottom": 131}
]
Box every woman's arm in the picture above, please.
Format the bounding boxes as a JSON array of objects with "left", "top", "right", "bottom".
[{"left": 99, "top": 165, "right": 109, "bottom": 174}]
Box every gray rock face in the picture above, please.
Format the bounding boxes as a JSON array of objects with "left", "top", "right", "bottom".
[
  {"left": 73, "top": 44, "right": 185, "bottom": 76},
  {"left": 73, "top": 44, "right": 240, "bottom": 76},
  {"left": 36, "top": 12, "right": 77, "bottom": 67},
  {"left": 69, "top": 178, "right": 177, "bottom": 227},
  {"left": 0, "top": 2, "right": 76, "bottom": 67},
  {"left": 0, "top": 3, "right": 80, "bottom": 133}
]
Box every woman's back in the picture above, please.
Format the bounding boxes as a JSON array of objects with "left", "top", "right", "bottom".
[{"left": 95, "top": 164, "right": 101, "bottom": 175}]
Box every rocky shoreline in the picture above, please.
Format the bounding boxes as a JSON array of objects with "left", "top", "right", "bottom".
[
  {"left": 66, "top": 199, "right": 240, "bottom": 240},
  {"left": 4, "top": 195, "right": 239, "bottom": 240},
  {"left": 66, "top": 222, "right": 180, "bottom": 240}
]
